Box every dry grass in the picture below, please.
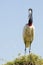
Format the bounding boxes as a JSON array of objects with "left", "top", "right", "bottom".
[{"left": 3, "top": 53, "right": 43, "bottom": 65}]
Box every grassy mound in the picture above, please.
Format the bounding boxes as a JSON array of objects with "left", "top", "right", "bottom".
[{"left": 3, "top": 53, "right": 43, "bottom": 65}]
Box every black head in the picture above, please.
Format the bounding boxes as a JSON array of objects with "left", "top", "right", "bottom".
[
  {"left": 28, "top": 8, "right": 33, "bottom": 18},
  {"left": 28, "top": 8, "right": 33, "bottom": 26}
]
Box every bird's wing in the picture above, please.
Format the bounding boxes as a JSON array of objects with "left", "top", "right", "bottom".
[
  {"left": 23, "top": 25, "right": 28, "bottom": 42},
  {"left": 23, "top": 25, "right": 31, "bottom": 47},
  {"left": 31, "top": 25, "right": 35, "bottom": 41}
]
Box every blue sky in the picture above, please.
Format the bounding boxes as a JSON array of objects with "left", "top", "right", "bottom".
[{"left": 0, "top": 0, "right": 43, "bottom": 64}]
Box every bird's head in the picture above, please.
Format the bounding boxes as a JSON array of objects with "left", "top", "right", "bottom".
[{"left": 28, "top": 8, "right": 33, "bottom": 26}]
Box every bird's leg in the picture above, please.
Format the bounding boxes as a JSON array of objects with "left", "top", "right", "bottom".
[
  {"left": 25, "top": 42, "right": 26, "bottom": 54},
  {"left": 29, "top": 43, "right": 32, "bottom": 64},
  {"left": 29, "top": 43, "right": 31, "bottom": 54},
  {"left": 25, "top": 47, "right": 26, "bottom": 54}
]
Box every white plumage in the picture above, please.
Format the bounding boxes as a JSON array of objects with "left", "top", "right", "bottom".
[{"left": 23, "top": 24, "right": 34, "bottom": 48}]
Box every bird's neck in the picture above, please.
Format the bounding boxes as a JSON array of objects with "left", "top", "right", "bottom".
[
  {"left": 28, "top": 23, "right": 32, "bottom": 26},
  {"left": 27, "top": 18, "right": 33, "bottom": 26}
]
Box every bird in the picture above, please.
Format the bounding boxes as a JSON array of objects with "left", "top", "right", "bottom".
[{"left": 23, "top": 8, "right": 35, "bottom": 54}]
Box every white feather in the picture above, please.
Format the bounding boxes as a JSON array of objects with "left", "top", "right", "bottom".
[{"left": 23, "top": 24, "right": 35, "bottom": 48}]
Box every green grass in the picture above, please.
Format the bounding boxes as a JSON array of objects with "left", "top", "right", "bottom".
[{"left": 3, "top": 53, "right": 43, "bottom": 65}]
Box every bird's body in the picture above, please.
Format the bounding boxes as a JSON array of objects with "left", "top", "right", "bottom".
[
  {"left": 23, "top": 8, "right": 35, "bottom": 54},
  {"left": 23, "top": 24, "right": 34, "bottom": 48}
]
